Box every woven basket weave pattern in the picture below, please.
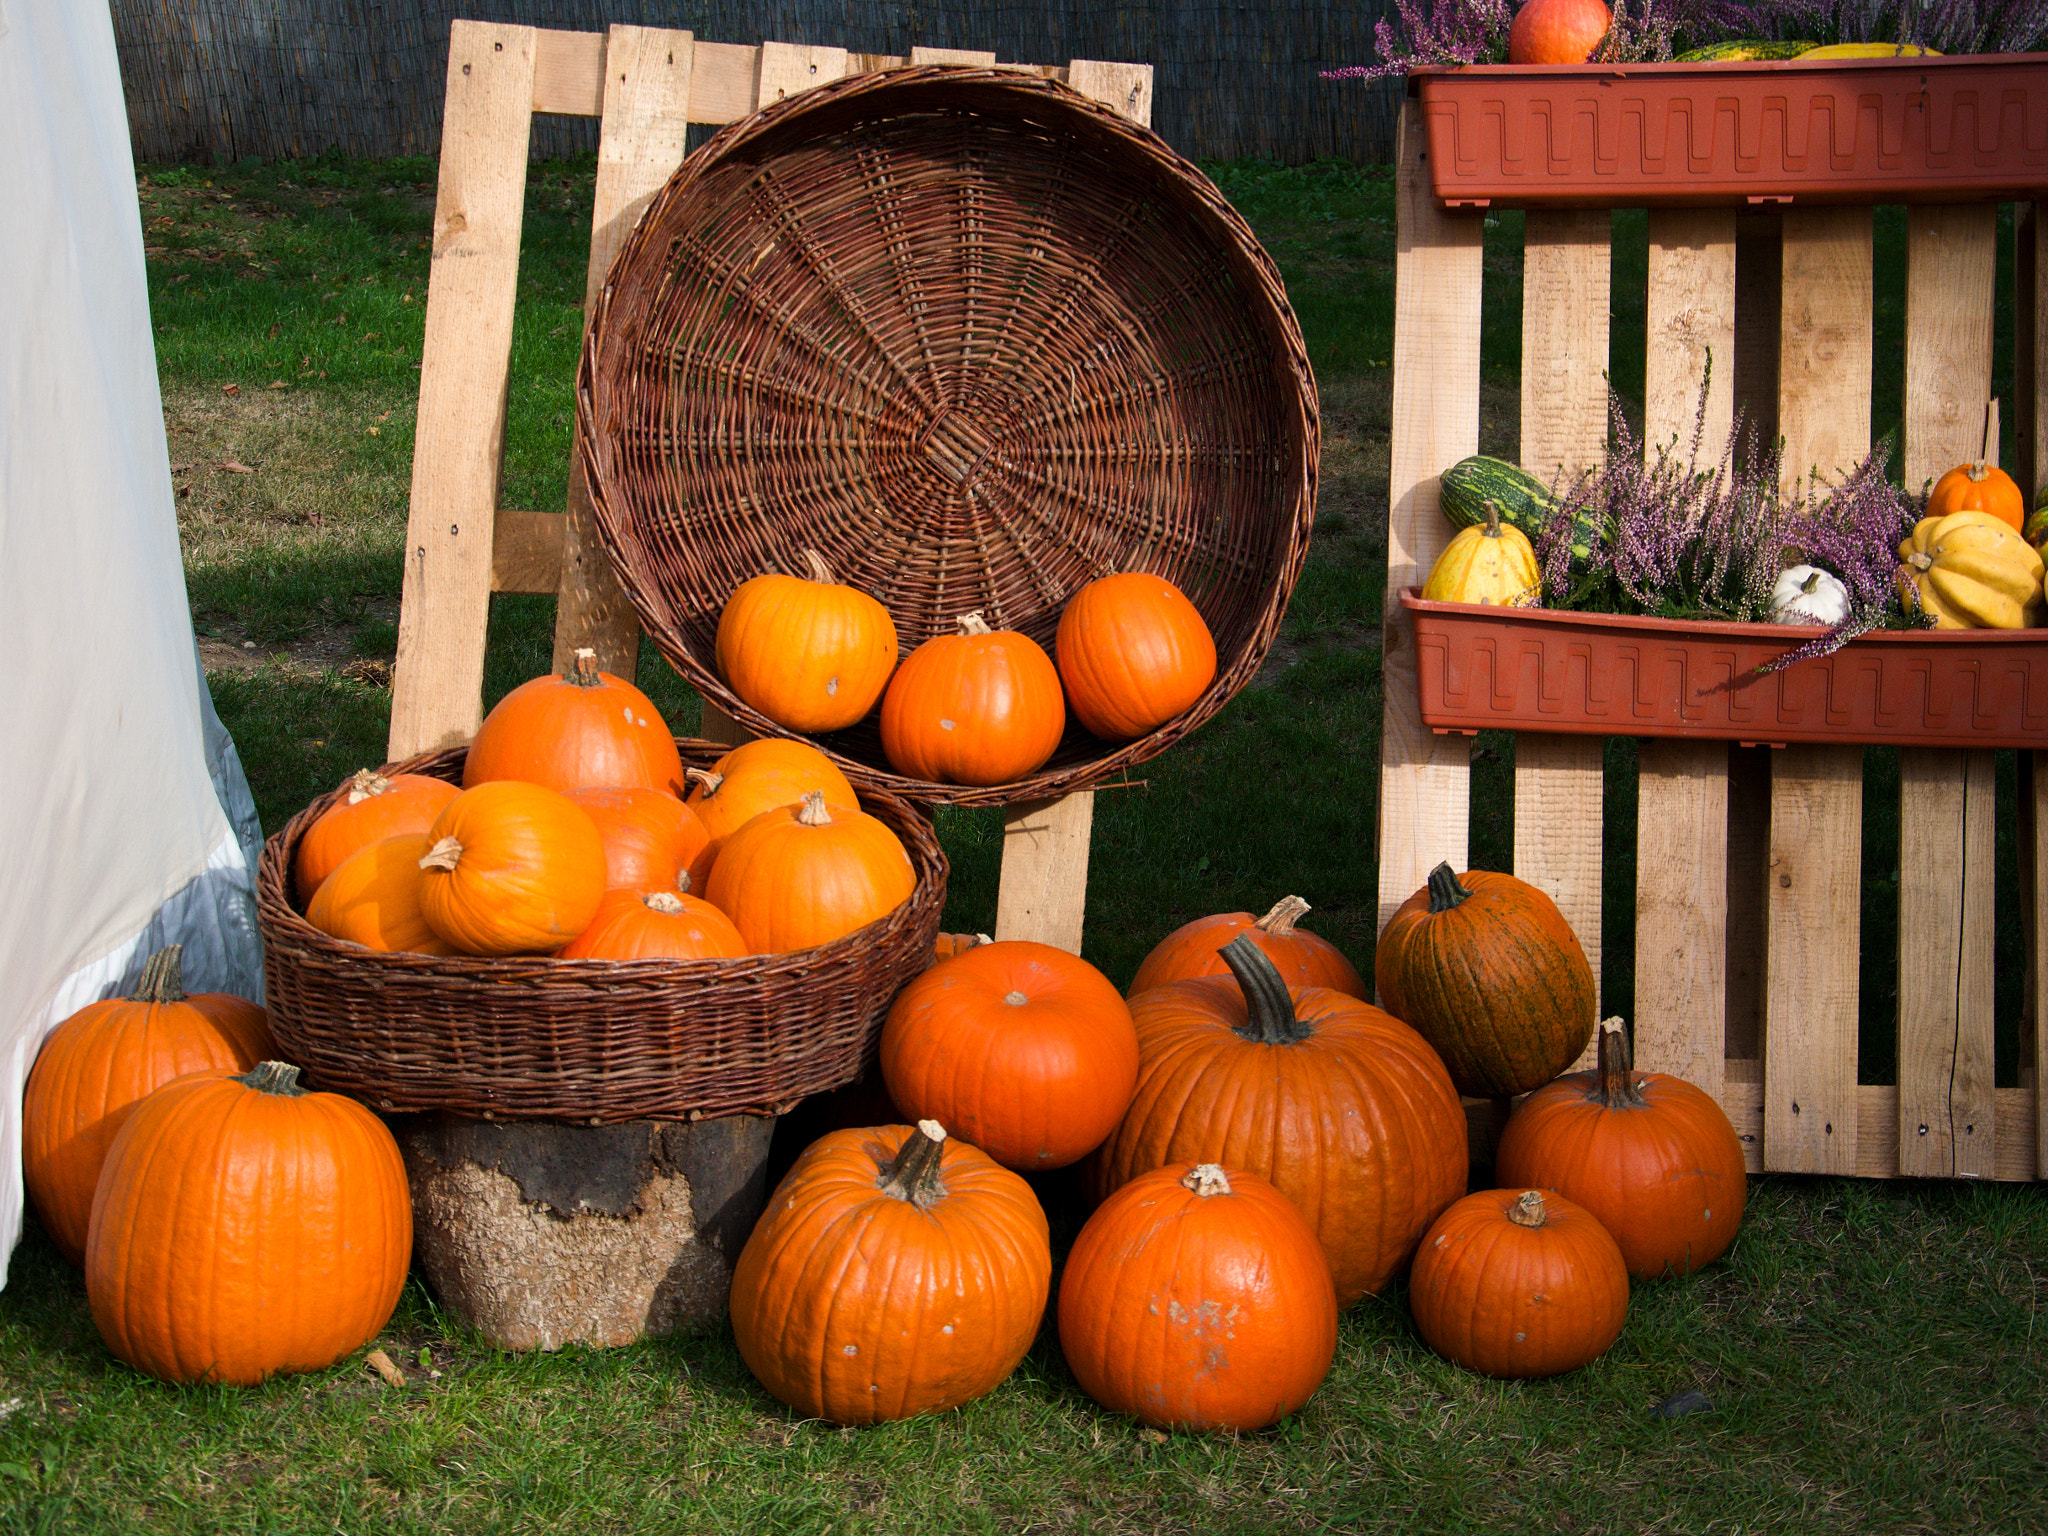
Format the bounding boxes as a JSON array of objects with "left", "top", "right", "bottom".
[
  {"left": 580, "top": 67, "right": 1317, "bottom": 805},
  {"left": 256, "top": 743, "right": 947, "bottom": 1122}
]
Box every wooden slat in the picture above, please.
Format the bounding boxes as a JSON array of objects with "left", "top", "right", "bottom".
[
  {"left": 1762, "top": 745, "right": 1863, "bottom": 1174},
  {"left": 994, "top": 794, "right": 1094, "bottom": 952},
  {"left": 908, "top": 47, "right": 1000, "bottom": 66},
  {"left": 1066, "top": 61, "right": 1154, "bottom": 128},
  {"left": 388, "top": 22, "right": 538, "bottom": 758},
  {"left": 492, "top": 509, "right": 565, "bottom": 595},
  {"left": 1714, "top": 1078, "right": 2037, "bottom": 1181},
  {"left": 1514, "top": 208, "right": 1609, "bottom": 1064},
  {"left": 689, "top": 42, "right": 766, "bottom": 123},
  {"left": 1645, "top": 209, "right": 1735, "bottom": 466},
  {"left": 1778, "top": 206, "right": 1873, "bottom": 493},
  {"left": 2019, "top": 205, "right": 2043, "bottom": 523},
  {"left": 757, "top": 42, "right": 850, "bottom": 106},
  {"left": 550, "top": 26, "right": 695, "bottom": 683},
  {"left": 1904, "top": 204, "right": 1996, "bottom": 488},
  {"left": 1376, "top": 101, "right": 1480, "bottom": 939},
  {"left": 532, "top": 27, "right": 606, "bottom": 117}
]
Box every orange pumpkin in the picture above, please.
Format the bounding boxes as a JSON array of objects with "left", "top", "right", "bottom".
[
  {"left": 1058, "top": 1164, "right": 1337, "bottom": 1431},
  {"left": 1055, "top": 572, "right": 1217, "bottom": 742},
  {"left": 556, "top": 886, "right": 750, "bottom": 961},
  {"left": 931, "top": 931, "right": 991, "bottom": 964},
  {"left": 704, "top": 791, "right": 916, "bottom": 954},
  {"left": 880, "top": 612, "right": 1065, "bottom": 786},
  {"left": 463, "top": 647, "right": 684, "bottom": 794},
  {"left": 683, "top": 737, "right": 858, "bottom": 886},
  {"left": 1092, "top": 935, "right": 1468, "bottom": 1306},
  {"left": 729, "top": 1120, "right": 1051, "bottom": 1424},
  {"left": 1408, "top": 1188, "right": 1629, "bottom": 1379},
  {"left": 304, "top": 832, "right": 456, "bottom": 955},
  {"left": 23, "top": 945, "right": 274, "bottom": 1265},
  {"left": 881, "top": 941, "right": 1139, "bottom": 1172},
  {"left": 1496, "top": 1020, "right": 1747, "bottom": 1279},
  {"left": 1926, "top": 459, "right": 2025, "bottom": 533},
  {"left": 293, "top": 769, "right": 459, "bottom": 902},
  {"left": 1507, "top": 0, "right": 1612, "bottom": 62},
  {"left": 86, "top": 1061, "right": 411, "bottom": 1386},
  {"left": 415, "top": 780, "right": 607, "bottom": 955},
  {"left": 565, "top": 786, "right": 711, "bottom": 892},
  {"left": 1128, "top": 895, "right": 1367, "bottom": 999},
  {"left": 716, "top": 549, "right": 899, "bottom": 732}
]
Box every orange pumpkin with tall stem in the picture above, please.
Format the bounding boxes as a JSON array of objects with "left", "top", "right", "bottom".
[{"left": 463, "top": 647, "right": 683, "bottom": 794}]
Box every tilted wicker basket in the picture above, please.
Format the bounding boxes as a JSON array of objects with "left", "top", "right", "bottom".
[
  {"left": 256, "top": 742, "right": 947, "bottom": 1122},
  {"left": 578, "top": 66, "right": 1318, "bottom": 806}
]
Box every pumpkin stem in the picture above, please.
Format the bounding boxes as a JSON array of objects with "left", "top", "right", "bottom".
[
  {"left": 644, "top": 890, "right": 686, "bottom": 916},
  {"left": 1908, "top": 550, "right": 1934, "bottom": 572},
  {"left": 235, "top": 1060, "right": 308, "bottom": 1098},
  {"left": 1254, "top": 895, "right": 1311, "bottom": 937},
  {"left": 1219, "top": 934, "right": 1312, "bottom": 1045},
  {"left": 1182, "top": 1164, "right": 1232, "bottom": 1198},
  {"left": 1507, "top": 1190, "right": 1548, "bottom": 1228},
  {"left": 878, "top": 1120, "right": 949, "bottom": 1210},
  {"left": 131, "top": 945, "right": 187, "bottom": 1004},
  {"left": 684, "top": 767, "right": 723, "bottom": 799},
  {"left": 1481, "top": 499, "right": 1505, "bottom": 539},
  {"left": 344, "top": 768, "right": 391, "bottom": 805},
  {"left": 800, "top": 547, "right": 835, "bottom": 584},
  {"left": 795, "top": 791, "right": 833, "bottom": 827},
  {"left": 1425, "top": 862, "right": 1473, "bottom": 914},
  {"left": 956, "top": 611, "right": 994, "bottom": 636},
  {"left": 417, "top": 835, "right": 463, "bottom": 873},
  {"left": 566, "top": 647, "right": 603, "bottom": 687},
  {"left": 1593, "top": 1018, "right": 1647, "bottom": 1108},
  {"left": 1800, "top": 570, "right": 1821, "bottom": 595}
]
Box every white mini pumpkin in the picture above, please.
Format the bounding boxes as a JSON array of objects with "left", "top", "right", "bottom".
[{"left": 1769, "top": 565, "right": 1849, "bottom": 627}]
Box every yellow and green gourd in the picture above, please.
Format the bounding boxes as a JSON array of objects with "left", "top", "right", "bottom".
[{"left": 1423, "top": 502, "right": 1542, "bottom": 608}]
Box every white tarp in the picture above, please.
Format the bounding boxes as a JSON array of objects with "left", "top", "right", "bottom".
[{"left": 0, "top": 0, "right": 266, "bottom": 1283}]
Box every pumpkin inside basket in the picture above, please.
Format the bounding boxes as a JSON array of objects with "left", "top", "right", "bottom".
[{"left": 578, "top": 66, "right": 1318, "bottom": 806}]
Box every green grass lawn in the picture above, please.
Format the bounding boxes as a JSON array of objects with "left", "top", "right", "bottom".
[{"left": 0, "top": 153, "right": 2042, "bottom": 1534}]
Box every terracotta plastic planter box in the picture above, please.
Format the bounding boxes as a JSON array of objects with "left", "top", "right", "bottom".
[
  {"left": 1410, "top": 54, "right": 2048, "bottom": 208},
  {"left": 1400, "top": 589, "right": 2048, "bottom": 747}
]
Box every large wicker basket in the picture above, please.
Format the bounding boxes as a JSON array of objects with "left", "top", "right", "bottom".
[
  {"left": 578, "top": 66, "right": 1319, "bottom": 806},
  {"left": 256, "top": 743, "right": 947, "bottom": 1122}
]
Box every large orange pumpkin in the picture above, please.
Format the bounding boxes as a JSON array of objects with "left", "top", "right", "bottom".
[
  {"left": 704, "top": 791, "right": 915, "bottom": 954},
  {"left": 1128, "top": 895, "right": 1367, "bottom": 999},
  {"left": 86, "top": 1061, "right": 411, "bottom": 1386},
  {"left": 1055, "top": 572, "right": 1217, "bottom": 742},
  {"left": 23, "top": 946, "right": 274, "bottom": 1265},
  {"left": 415, "top": 780, "right": 607, "bottom": 955},
  {"left": 304, "top": 832, "right": 456, "bottom": 955},
  {"left": 1496, "top": 1020, "right": 1747, "bottom": 1279},
  {"left": 1926, "top": 459, "right": 2025, "bottom": 534},
  {"left": 716, "top": 549, "right": 899, "bottom": 732},
  {"left": 556, "top": 886, "right": 750, "bottom": 961},
  {"left": 1092, "top": 935, "right": 1468, "bottom": 1306},
  {"left": 1374, "top": 862, "right": 1596, "bottom": 1098},
  {"left": 1058, "top": 1163, "right": 1337, "bottom": 1431},
  {"left": 728, "top": 1120, "right": 1051, "bottom": 1424},
  {"left": 565, "top": 786, "right": 711, "bottom": 892},
  {"left": 463, "top": 647, "right": 684, "bottom": 794},
  {"left": 293, "top": 769, "right": 459, "bottom": 902},
  {"left": 1408, "top": 1188, "right": 1629, "bottom": 1379},
  {"left": 880, "top": 612, "right": 1065, "bottom": 786},
  {"left": 683, "top": 737, "right": 857, "bottom": 885},
  {"left": 881, "top": 940, "right": 1139, "bottom": 1172},
  {"left": 1507, "top": 0, "right": 1611, "bottom": 62}
]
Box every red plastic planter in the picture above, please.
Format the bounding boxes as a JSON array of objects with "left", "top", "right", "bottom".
[
  {"left": 1410, "top": 55, "right": 2048, "bottom": 208},
  {"left": 1400, "top": 589, "right": 2048, "bottom": 747}
]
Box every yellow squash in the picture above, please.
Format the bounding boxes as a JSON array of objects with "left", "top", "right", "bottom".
[
  {"left": 1896, "top": 511, "right": 2044, "bottom": 629},
  {"left": 1424, "top": 502, "right": 1541, "bottom": 607},
  {"left": 1796, "top": 42, "right": 1941, "bottom": 59}
]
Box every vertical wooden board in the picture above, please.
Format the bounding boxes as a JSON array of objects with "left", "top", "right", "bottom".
[
  {"left": 1377, "top": 101, "right": 1480, "bottom": 940},
  {"left": 2018, "top": 205, "right": 2043, "bottom": 507},
  {"left": 1778, "top": 206, "right": 1873, "bottom": 493},
  {"left": 1904, "top": 204, "right": 1996, "bottom": 490},
  {"left": 756, "top": 41, "right": 850, "bottom": 107},
  {"left": 530, "top": 29, "right": 606, "bottom": 116},
  {"left": 552, "top": 26, "right": 695, "bottom": 683},
  {"left": 1763, "top": 745, "right": 1862, "bottom": 1174},
  {"left": 1645, "top": 208, "right": 1735, "bottom": 467},
  {"left": 1514, "top": 208, "right": 1609, "bottom": 1060},
  {"left": 388, "top": 22, "right": 538, "bottom": 759},
  {"left": 1633, "top": 741, "right": 1727, "bottom": 1098},
  {"left": 1733, "top": 212, "right": 1782, "bottom": 458},
  {"left": 1067, "top": 61, "right": 1153, "bottom": 127},
  {"left": 995, "top": 794, "right": 1095, "bottom": 953}
]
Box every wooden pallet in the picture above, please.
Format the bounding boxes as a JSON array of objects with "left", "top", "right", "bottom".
[
  {"left": 1382, "top": 98, "right": 2048, "bottom": 1181},
  {"left": 385, "top": 22, "right": 1153, "bottom": 954}
]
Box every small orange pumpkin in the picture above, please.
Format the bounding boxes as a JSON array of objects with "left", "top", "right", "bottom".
[
  {"left": 415, "top": 780, "right": 607, "bottom": 955},
  {"left": 23, "top": 946, "right": 274, "bottom": 1265},
  {"left": 931, "top": 931, "right": 991, "bottom": 965},
  {"left": 556, "top": 885, "right": 750, "bottom": 961},
  {"left": 683, "top": 737, "right": 858, "bottom": 886},
  {"left": 463, "top": 647, "right": 684, "bottom": 795},
  {"left": 704, "top": 791, "right": 915, "bottom": 954},
  {"left": 293, "top": 769, "right": 459, "bottom": 902},
  {"left": 1128, "top": 895, "right": 1367, "bottom": 999},
  {"left": 1055, "top": 571, "right": 1217, "bottom": 742},
  {"left": 1927, "top": 459, "right": 2025, "bottom": 534},
  {"left": 880, "top": 612, "right": 1065, "bottom": 786},
  {"left": 716, "top": 549, "right": 899, "bottom": 732},
  {"left": 565, "top": 786, "right": 711, "bottom": 892},
  {"left": 304, "top": 832, "right": 456, "bottom": 955}
]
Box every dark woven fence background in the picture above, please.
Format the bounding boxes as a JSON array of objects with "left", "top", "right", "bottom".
[{"left": 114, "top": 1, "right": 1404, "bottom": 166}]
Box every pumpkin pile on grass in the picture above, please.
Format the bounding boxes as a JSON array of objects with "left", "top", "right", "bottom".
[{"left": 292, "top": 651, "right": 914, "bottom": 962}]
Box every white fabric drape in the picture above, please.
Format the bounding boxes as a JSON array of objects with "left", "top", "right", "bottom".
[{"left": 0, "top": 0, "right": 266, "bottom": 1283}]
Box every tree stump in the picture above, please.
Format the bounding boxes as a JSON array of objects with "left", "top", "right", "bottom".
[{"left": 395, "top": 1112, "right": 774, "bottom": 1350}]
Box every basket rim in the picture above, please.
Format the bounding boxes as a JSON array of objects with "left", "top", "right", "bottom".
[{"left": 575, "top": 65, "right": 1320, "bottom": 808}]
